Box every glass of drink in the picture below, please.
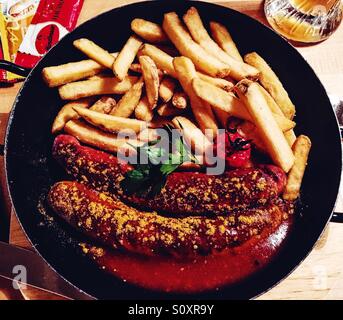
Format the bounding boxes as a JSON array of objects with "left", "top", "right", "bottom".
[{"left": 265, "top": 0, "right": 342, "bottom": 43}]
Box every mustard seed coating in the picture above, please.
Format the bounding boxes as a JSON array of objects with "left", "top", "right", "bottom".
[
  {"left": 53, "top": 135, "right": 286, "bottom": 216},
  {"left": 48, "top": 181, "right": 286, "bottom": 257}
]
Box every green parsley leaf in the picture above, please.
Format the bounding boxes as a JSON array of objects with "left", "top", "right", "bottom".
[{"left": 120, "top": 124, "right": 199, "bottom": 197}]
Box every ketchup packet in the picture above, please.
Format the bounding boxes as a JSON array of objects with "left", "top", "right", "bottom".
[{"left": 15, "top": 0, "right": 83, "bottom": 69}]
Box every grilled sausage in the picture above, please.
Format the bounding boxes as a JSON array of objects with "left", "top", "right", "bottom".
[
  {"left": 48, "top": 181, "right": 284, "bottom": 257},
  {"left": 52, "top": 135, "right": 286, "bottom": 215}
]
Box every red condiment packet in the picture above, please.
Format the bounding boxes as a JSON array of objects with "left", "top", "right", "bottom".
[{"left": 15, "top": 0, "right": 83, "bottom": 69}]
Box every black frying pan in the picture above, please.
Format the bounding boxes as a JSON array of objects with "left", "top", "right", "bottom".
[{"left": 1, "top": 1, "right": 342, "bottom": 299}]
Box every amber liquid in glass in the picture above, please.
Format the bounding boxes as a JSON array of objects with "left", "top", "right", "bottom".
[{"left": 265, "top": 0, "right": 342, "bottom": 43}]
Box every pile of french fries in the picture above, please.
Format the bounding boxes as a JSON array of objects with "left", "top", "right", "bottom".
[{"left": 42, "top": 7, "right": 311, "bottom": 201}]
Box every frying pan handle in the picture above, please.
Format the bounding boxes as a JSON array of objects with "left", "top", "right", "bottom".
[
  {"left": 0, "top": 60, "right": 31, "bottom": 77},
  {"left": 330, "top": 95, "right": 343, "bottom": 222},
  {"left": 331, "top": 212, "right": 343, "bottom": 223},
  {"left": 331, "top": 138, "right": 343, "bottom": 222}
]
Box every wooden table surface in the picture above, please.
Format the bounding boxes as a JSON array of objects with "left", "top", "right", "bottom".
[{"left": 0, "top": 0, "right": 342, "bottom": 300}]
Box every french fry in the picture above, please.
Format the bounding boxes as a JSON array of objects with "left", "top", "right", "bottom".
[
  {"left": 258, "top": 83, "right": 297, "bottom": 146},
  {"left": 157, "top": 102, "right": 184, "bottom": 117},
  {"left": 128, "top": 62, "right": 164, "bottom": 78},
  {"left": 140, "top": 43, "right": 234, "bottom": 90},
  {"left": 234, "top": 79, "right": 295, "bottom": 172},
  {"left": 87, "top": 73, "right": 115, "bottom": 81},
  {"left": 159, "top": 76, "right": 176, "bottom": 102},
  {"left": 183, "top": 7, "right": 259, "bottom": 80},
  {"left": 212, "top": 106, "right": 231, "bottom": 128},
  {"left": 42, "top": 53, "right": 119, "bottom": 87},
  {"left": 172, "top": 116, "right": 211, "bottom": 155},
  {"left": 163, "top": 12, "right": 231, "bottom": 78},
  {"left": 257, "top": 82, "right": 297, "bottom": 146},
  {"left": 110, "top": 78, "right": 144, "bottom": 117},
  {"left": 131, "top": 18, "right": 169, "bottom": 43},
  {"left": 58, "top": 76, "right": 138, "bottom": 100},
  {"left": 209, "top": 21, "right": 243, "bottom": 62},
  {"left": 73, "top": 106, "right": 148, "bottom": 134},
  {"left": 135, "top": 96, "right": 154, "bottom": 121},
  {"left": 73, "top": 38, "right": 114, "bottom": 69},
  {"left": 129, "top": 63, "right": 142, "bottom": 73},
  {"left": 64, "top": 119, "right": 142, "bottom": 154},
  {"left": 42, "top": 60, "right": 106, "bottom": 87},
  {"left": 237, "top": 121, "right": 268, "bottom": 154},
  {"left": 139, "top": 56, "right": 159, "bottom": 109},
  {"left": 173, "top": 57, "right": 218, "bottom": 134},
  {"left": 172, "top": 90, "right": 188, "bottom": 109},
  {"left": 244, "top": 52, "right": 296, "bottom": 119},
  {"left": 51, "top": 97, "right": 96, "bottom": 134},
  {"left": 197, "top": 72, "right": 234, "bottom": 92},
  {"left": 283, "top": 135, "right": 312, "bottom": 200},
  {"left": 113, "top": 35, "right": 143, "bottom": 80},
  {"left": 191, "top": 77, "right": 246, "bottom": 128},
  {"left": 192, "top": 78, "right": 295, "bottom": 132},
  {"left": 90, "top": 96, "right": 116, "bottom": 114},
  {"left": 285, "top": 130, "right": 297, "bottom": 147},
  {"left": 139, "top": 43, "right": 177, "bottom": 77},
  {"left": 258, "top": 83, "right": 298, "bottom": 135},
  {"left": 257, "top": 83, "right": 284, "bottom": 116}
]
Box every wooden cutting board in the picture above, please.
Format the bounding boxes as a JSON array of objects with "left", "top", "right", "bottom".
[{"left": 1, "top": 0, "right": 342, "bottom": 300}]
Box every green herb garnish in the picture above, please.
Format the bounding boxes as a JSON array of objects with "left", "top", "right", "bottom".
[{"left": 120, "top": 123, "right": 198, "bottom": 197}]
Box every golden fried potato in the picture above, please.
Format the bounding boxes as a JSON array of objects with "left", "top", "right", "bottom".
[
  {"left": 283, "top": 135, "right": 312, "bottom": 200},
  {"left": 210, "top": 21, "right": 243, "bottom": 62},
  {"left": 192, "top": 78, "right": 295, "bottom": 132},
  {"left": 235, "top": 79, "right": 295, "bottom": 172},
  {"left": 173, "top": 57, "right": 218, "bottom": 134},
  {"left": 135, "top": 96, "right": 154, "bottom": 121},
  {"left": 73, "top": 38, "right": 114, "bottom": 69},
  {"left": 139, "top": 56, "right": 159, "bottom": 109},
  {"left": 52, "top": 97, "right": 96, "bottom": 134},
  {"left": 113, "top": 35, "right": 143, "bottom": 80},
  {"left": 64, "top": 119, "right": 143, "bottom": 154},
  {"left": 244, "top": 52, "right": 296, "bottom": 119},
  {"left": 131, "top": 18, "right": 168, "bottom": 43},
  {"left": 159, "top": 76, "right": 176, "bottom": 102},
  {"left": 58, "top": 76, "right": 138, "bottom": 100},
  {"left": 73, "top": 106, "right": 148, "bottom": 134},
  {"left": 90, "top": 96, "right": 116, "bottom": 114},
  {"left": 110, "top": 78, "right": 144, "bottom": 117},
  {"left": 163, "top": 12, "right": 230, "bottom": 78},
  {"left": 183, "top": 7, "right": 259, "bottom": 80}
]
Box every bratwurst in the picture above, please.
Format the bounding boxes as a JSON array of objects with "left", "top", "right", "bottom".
[
  {"left": 52, "top": 135, "right": 286, "bottom": 215},
  {"left": 48, "top": 181, "right": 285, "bottom": 257}
]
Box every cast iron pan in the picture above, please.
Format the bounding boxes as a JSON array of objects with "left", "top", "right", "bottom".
[{"left": 1, "top": 1, "right": 342, "bottom": 299}]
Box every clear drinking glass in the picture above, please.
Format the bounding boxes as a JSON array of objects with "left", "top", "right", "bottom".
[{"left": 265, "top": 0, "right": 343, "bottom": 43}]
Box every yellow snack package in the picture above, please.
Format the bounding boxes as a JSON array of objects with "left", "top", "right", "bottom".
[
  {"left": 0, "top": 5, "right": 12, "bottom": 82},
  {"left": 0, "top": 0, "right": 40, "bottom": 81}
]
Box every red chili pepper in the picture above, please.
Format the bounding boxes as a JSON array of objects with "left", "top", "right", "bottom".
[{"left": 215, "top": 128, "right": 252, "bottom": 169}]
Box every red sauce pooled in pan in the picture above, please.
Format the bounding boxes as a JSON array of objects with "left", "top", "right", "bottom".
[{"left": 84, "top": 219, "right": 292, "bottom": 293}]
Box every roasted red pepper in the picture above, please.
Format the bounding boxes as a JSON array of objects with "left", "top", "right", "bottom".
[{"left": 215, "top": 128, "right": 252, "bottom": 169}]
